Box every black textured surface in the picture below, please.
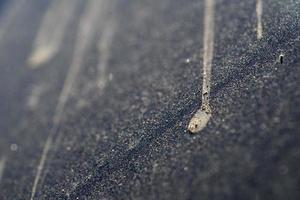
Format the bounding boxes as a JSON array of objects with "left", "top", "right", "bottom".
[{"left": 0, "top": 0, "right": 300, "bottom": 199}]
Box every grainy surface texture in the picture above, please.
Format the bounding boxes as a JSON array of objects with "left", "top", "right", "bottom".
[{"left": 0, "top": 0, "right": 300, "bottom": 199}]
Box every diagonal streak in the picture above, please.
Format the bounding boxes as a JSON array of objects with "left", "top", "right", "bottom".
[{"left": 30, "top": 1, "right": 107, "bottom": 199}]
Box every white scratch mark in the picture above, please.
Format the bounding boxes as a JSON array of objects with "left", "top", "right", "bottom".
[
  {"left": 30, "top": 1, "right": 107, "bottom": 199},
  {"left": 28, "top": 0, "right": 78, "bottom": 68},
  {"left": 0, "top": 156, "right": 6, "bottom": 181},
  {"left": 188, "top": 0, "right": 215, "bottom": 133},
  {"left": 0, "top": 0, "right": 26, "bottom": 44},
  {"left": 97, "top": 20, "right": 116, "bottom": 90},
  {"left": 256, "top": 0, "right": 263, "bottom": 39}
]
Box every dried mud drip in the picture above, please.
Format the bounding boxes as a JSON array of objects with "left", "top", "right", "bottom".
[{"left": 188, "top": 0, "right": 215, "bottom": 133}]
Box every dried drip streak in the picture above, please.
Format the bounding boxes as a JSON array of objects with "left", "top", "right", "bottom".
[
  {"left": 0, "top": 0, "right": 27, "bottom": 44},
  {"left": 97, "top": 19, "right": 116, "bottom": 90},
  {"left": 30, "top": 1, "right": 108, "bottom": 199},
  {"left": 28, "top": 0, "right": 78, "bottom": 68},
  {"left": 188, "top": 0, "right": 215, "bottom": 133},
  {"left": 0, "top": 156, "right": 6, "bottom": 182},
  {"left": 256, "top": 0, "right": 263, "bottom": 39}
]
